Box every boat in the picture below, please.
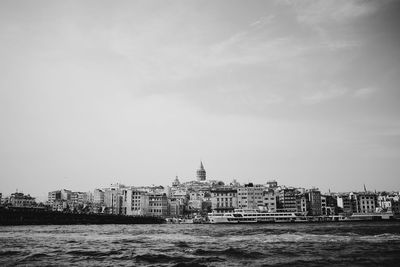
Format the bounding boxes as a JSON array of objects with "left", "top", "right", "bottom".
[
  {"left": 207, "top": 209, "right": 307, "bottom": 224},
  {"left": 334, "top": 213, "right": 385, "bottom": 221}
]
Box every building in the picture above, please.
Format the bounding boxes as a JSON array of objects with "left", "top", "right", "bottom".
[
  {"left": 237, "top": 183, "right": 264, "bottom": 209},
  {"left": 307, "top": 188, "right": 322, "bottom": 216},
  {"left": 337, "top": 194, "right": 352, "bottom": 214},
  {"left": 266, "top": 180, "right": 278, "bottom": 190},
  {"left": 71, "top": 192, "right": 90, "bottom": 204},
  {"left": 169, "top": 198, "right": 185, "bottom": 217},
  {"left": 48, "top": 190, "right": 61, "bottom": 203},
  {"left": 122, "top": 188, "right": 149, "bottom": 216},
  {"left": 277, "top": 188, "right": 298, "bottom": 212},
  {"left": 9, "top": 192, "right": 36, "bottom": 207},
  {"left": 296, "top": 193, "right": 308, "bottom": 213},
  {"left": 350, "top": 192, "right": 377, "bottom": 213},
  {"left": 60, "top": 189, "right": 72, "bottom": 201},
  {"left": 172, "top": 176, "right": 181, "bottom": 187},
  {"left": 210, "top": 187, "right": 238, "bottom": 213},
  {"left": 148, "top": 193, "right": 168, "bottom": 217},
  {"left": 93, "top": 189, "right": 105, "bottom": 204},
  {"left": 262, "top": 190, "right": 277, "bottom": 212},
  {"left": 196, "top": 161, "right": 206, "bottom": 182},
  {"left": 321, "top": 195, "right": 337, "bottom": 215},
  {"left": 104, "top": 188, "right": 123, "bottom": 215}
]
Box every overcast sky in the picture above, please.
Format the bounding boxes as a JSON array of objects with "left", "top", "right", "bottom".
[{"left": 1, "top": 0, "right": 400, "bottom": 198}]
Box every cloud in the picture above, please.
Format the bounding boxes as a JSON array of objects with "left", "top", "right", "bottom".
[
  {"left": 302, "top": 85, "right": 348, "bottom": 104},
  {"left": 250, "top": 15, "right": 275, "bottom": 28},
  {"left": 323, "top": 40, "right": 361, "bottom": 51},
  {"left": 289, "top": 0, "right": 380, "bottom": 25},
  {"left": 354, "top": 87, "right": 377, "bottom": 98}
]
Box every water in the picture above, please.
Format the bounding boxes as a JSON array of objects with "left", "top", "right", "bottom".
[{"left": 1, "top": 221, "right": 400, "bottom": 266}]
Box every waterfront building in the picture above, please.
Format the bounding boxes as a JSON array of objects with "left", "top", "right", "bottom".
[
  {"left": 147, "top": 193, "right": 168, "bottom": 217},
  {"left": 196, "top": 161, "right": 206, "bottom": 182},
  {"left": 262, "top": 189, "right": 277, "bottom": 212},
  {"left": 48, "top": 190, "right": 61, "bottom": 203},
  {"left": 321, "top": 195, "right": 338, "bottom": 215},
  {"left": 337, "top": 194, "right": 352, "bottom": 214},
  {"left": 93, "top": 189, "right": 105, "bottom": 204},
  {"left": 350, "top": 192, "right": 377, "bottom": 213},
  {"left": 296, "top": 193, "right": 308, "bottom": 213},
  {"left": 71, "top": 192, "right": 90, "bottom": 204},
  {"left": 60, "top": 189, "right": 72, "bottom": 201},
  {"left": 122, "top": 188, "right": 149, "bottom": 216},
  {"left": 9, "top": 192, "right": 36, "bottom": 207},
  {"left": 168, "top": 198, "right": 185, "bottom": 217},
  {"left": 104, "top": 188, "right": 123, "bottom": 215},
  {"left": 210, "top": 187, "right": 238, "bottom": 213},
  {"left": 237, "top": 183, "right": 264, "bottom": 209},
  {"left": 307, "top": 188, "right": 322, "bottom": 216},
  {"left": 277, "top": 187, "right": 298, "bottom": 212}
]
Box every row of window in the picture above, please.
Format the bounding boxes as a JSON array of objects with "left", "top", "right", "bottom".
[
  {"left": 213, "top": 193, "right": 236, "bottom": 197},
  {"left": 150, "top": 203, "right": 165, "bottom": 206},
  {"left": 216, "top": 204, "right": 233, "bottom": 207},
  {"left": 360, "top": 196, "right": 374, "bottom": 200},
  {"left": 216, "top": 198, "right": 233, "bottom": 202},
  {"left": 149, "top": 209, "right": 164, "bottom": 213},
  {"left": 237, "top": 192, "right": 264, "bottom": 195}
]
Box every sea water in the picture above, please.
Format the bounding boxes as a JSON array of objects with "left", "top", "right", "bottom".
[{"left": 1, "top": 221, "right": 400, "bottom": 266}]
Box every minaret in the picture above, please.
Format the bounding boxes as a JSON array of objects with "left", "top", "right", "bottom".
[
  {"left": 196, "top": 161, "right": 206, "bottom": 181},
  {"left": 172, "top": 176, "right": 180, "bottom": 187}
]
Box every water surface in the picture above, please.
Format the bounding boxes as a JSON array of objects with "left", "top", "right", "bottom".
[{"left": 1, "top": 221, "right": 400, "bottom": 266}]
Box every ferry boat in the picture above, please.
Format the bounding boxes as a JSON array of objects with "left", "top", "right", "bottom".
[
  {"left": 208, "top": 209, "right": 308, "bottom": 224},
  {"left": 334, "top": 213, "right": 389, "bottom": 221}
]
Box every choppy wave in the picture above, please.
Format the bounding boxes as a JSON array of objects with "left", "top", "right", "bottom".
[{"left": 1, "top": 221, "right": 400, "bottom": 266}]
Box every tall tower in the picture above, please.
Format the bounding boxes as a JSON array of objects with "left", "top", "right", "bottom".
[{"left": 196, "top": 161, "right": 206, "bottom": 181}]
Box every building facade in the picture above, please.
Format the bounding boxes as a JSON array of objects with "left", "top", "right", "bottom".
[
  {"left": 210, "top": 187, "right": 238, "bottom": 213},
  {"left": 93, "top": 189, "right": 105, "bottom": 204},
  {"left": 262, "top": 190, "right": 277, "bottom": 212},
  {"left": 307, "top": 188, "right": 322, "bottom": 216},
  {"left": 237, "top": 183, "right": 264, "bottom": 209},
  {"left": 148, "top": 193, "right": 168, "bottom": 217},
  {"left": 196, "top": 161, "right": 206, "bottom": 182},
  {"left": 9, "top": 192, "right": 36, "bottom": 207},
  {"left": 277, "top": 188, "right": 298, "bottom": 212}
]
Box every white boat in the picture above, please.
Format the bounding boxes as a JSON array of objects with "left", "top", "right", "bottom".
[
  {"left": 208, "top": 209, "right": 307, "bottom": 224},
  {"left": 335, "top": 213, "right": 384, "bottom": 221}
]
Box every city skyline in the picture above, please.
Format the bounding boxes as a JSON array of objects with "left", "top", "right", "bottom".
[
  {"left": 1, "top": 0, "right": 400, "bottom": 198},
  {"left": 2, "top": 160, "right": 398, "bottom": 201}
]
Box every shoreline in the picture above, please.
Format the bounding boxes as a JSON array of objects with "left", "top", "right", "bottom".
[{"left": 0, "top": 207, "right": 165, "bottom": 225}]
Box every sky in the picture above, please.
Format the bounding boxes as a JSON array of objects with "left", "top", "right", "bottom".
[{"left": 1, "top": 0, "right": 400, "bottom": 198}]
